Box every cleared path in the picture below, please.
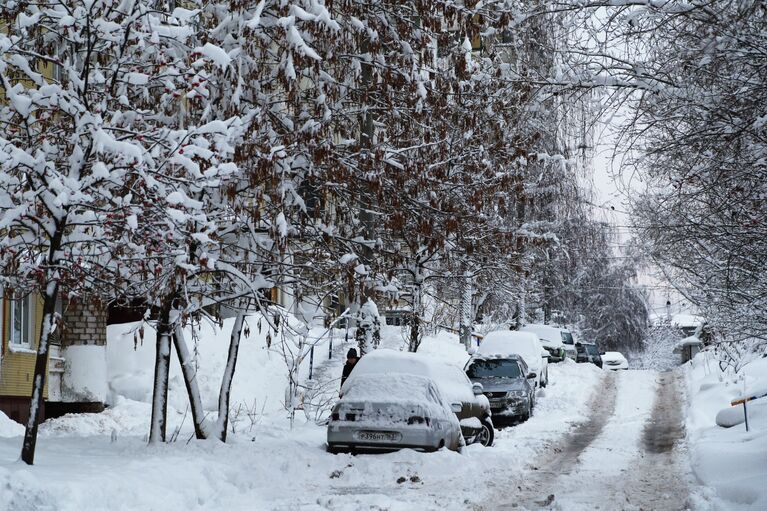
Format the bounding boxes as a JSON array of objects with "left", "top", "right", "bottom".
[{"left": 487, "top": 370, "right": 691, "bottom": 511}]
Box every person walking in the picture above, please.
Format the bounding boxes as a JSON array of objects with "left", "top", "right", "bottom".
[{"left": 341, "top": 348, "right": 359, "bottom": 388}]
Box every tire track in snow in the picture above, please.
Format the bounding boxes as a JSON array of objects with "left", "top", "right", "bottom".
[
  {"left": 485, "top": 370, "right": 618, "bottom": 510},
  {"left": 489, "top": 370, "right": 692, "bottom": 511}
]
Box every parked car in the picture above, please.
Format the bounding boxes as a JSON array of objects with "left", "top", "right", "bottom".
[
  {"left": 339, "top": 349, "right": 494, "bottom": 447},
  {"left": 478, "top": 330, "right": 549, "bottom": 388},
  {"left": 519, "top": 324, "right": 574, "bottom": 362},
  {"left": 328, "top": 373, "right": 463, "bottom": 453},
  {"left": 575, "top": 342, "right": 603, "bottom": 368},
  {"left": 601, "top": 351, "right": 629, "bottom": 370},
  {"left": 464, "top": 354, "right": 536, "bottom": 425}
]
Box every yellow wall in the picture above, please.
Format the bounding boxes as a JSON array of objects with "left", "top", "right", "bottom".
[{"left": 0, "top": 294, "right": 49, "bottom": 399}]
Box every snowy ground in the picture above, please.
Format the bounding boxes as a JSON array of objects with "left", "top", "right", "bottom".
[
  {"left": 3, "top": 322, "right": 763, "bottom": 510},
  {"left": 684, "top": 351, "right": 767, "bottom": 510},
  {"left": 0, "top": 323, "right": 606, "bottom": 511}
]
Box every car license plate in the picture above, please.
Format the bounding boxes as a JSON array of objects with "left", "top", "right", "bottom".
[{"left": 355, "top": 431, "right": 401, "bottom": 443}]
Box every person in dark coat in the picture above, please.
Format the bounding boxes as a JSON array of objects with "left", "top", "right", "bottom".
[{"left": 340, "top": 348, "right": 359, "bottom": 389}]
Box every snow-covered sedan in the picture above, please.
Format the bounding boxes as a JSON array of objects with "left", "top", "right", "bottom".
[
  {"left": 601, "top": 351, "right": 629, "bottom": 370},
  {"left": 338, "top": 349, "right": 494, "bottom": 447},
  {"left": 327, "top": 373, "right": 463, "bottom": 453}
]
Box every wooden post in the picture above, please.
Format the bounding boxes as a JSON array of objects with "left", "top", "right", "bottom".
[{"left": 743, "top": 401, "right": 749, "bottom": 432}]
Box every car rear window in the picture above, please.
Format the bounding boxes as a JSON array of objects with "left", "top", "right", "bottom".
[
  {"left": 561, "top": 331, "right": 574, "bottom": 344},
  {"left": 586, "top": 344, "right": 600, "bottom": 356},
  {"left": 466, "top": 359, "right": 522, "bottom": 379}
]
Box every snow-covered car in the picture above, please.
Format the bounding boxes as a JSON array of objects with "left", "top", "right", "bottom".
[
  {"left": 477, "top": 330, "right": 549, "bottom": 388},
  {"left": 519, "top": 324, "right": 574, "bottom": 362},
  {"left": 601, "top": 351, "right": 628, "bottom": 370},
  {"left": 340, "top": 349, "right": 494, "bottom": 446},
  {"left": 327, "top": 373, "right": 463, "bottom": 453},
  {"left": 575, "top": 342, "right": 603, "bottom": 368},
  {"left": 464, "top": 354, "right": 536, "bottom": 425}
]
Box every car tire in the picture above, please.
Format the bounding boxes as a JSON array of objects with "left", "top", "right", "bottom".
[{"left": 477, "top": 418, "right": 494, "bottom": 447}]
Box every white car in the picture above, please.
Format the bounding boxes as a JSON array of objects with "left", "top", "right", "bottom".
[
  {"left": 601, "top": 351, "right": 629, "bottom": 370},
  {"left": 328, "top": 373, "right": 463, "bottom": 453},
  {"left": 477, "top": 331, "right": 549, "bottom": 388},
  {"left": 520, "top": 324, "right": 575, "bottom": 361},
  {"left": 340, "top": 349, "right": 494, "bottom": 446}
]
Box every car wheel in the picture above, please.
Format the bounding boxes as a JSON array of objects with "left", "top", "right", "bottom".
[{"left": 477, "top": 418, "right": 494, "bottom": 447}]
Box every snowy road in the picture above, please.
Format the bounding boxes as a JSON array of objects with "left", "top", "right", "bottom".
[{"left": 487, "top": 370, "right": 692, "bottom": 511}]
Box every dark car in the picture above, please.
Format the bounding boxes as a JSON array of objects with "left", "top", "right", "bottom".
[
  {"left": 464, "top": 354, "right": 536, "bottom": 426},
  {"left": 575, "top": 342, "right": 603, "bottom": 368}
]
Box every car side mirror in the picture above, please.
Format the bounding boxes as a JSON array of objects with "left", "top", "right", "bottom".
[
  {"left": 600, "top": 351, "right": 606, "bottom": 355},
  {"left": 472, "top": 382, "right": 484, "bottom": 395},
  {"left": 542, "top": 353, "right": 549, "bottom": 358},
  {"left": 468, "top": 347, "right": 477, "bottom": 356},
  {"left": 450, "top": 402, "right": 463, "bottom": 413},
  {"left": 527, "top": 372, "right": 537, "bottom": 379}
]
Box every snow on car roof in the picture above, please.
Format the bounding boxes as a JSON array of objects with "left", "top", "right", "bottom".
[
  {"left": 478, "top": 331, "right": 541, "bottom": 360},
  {"left": 601, "top": 351, "right": 627, "bottom": 362},
  {"left": 345, "top": 349, "right": 474, "bottom": 403},
  {"left": 341, "top": 373, "right": 445, "bottom": 409},
  {"left": 519, "top": 324, "right": 566, "bottom": 347}
]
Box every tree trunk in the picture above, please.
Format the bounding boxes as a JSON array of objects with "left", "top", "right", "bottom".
[
  {"left": 459, "top": 267, "right": 473, "bottom": 350},
  {"left": 173, "top": 324, "right": 208, "bottom": 440},
  {"left": 213, "top": 311, "right": 245, "bottom": 442},
  {"left": 409, "top": 278, "right": 422, "bottom": 352},
  {"left": 20, "top": 281, "right": 59, "bottom": 465},
  {"left": 149, "top": 297, "right": 173, "bottom": 444}
]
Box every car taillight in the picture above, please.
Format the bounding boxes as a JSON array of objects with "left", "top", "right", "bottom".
[{"left": 407, "top": 416, "right": 430, "bottom": 426}]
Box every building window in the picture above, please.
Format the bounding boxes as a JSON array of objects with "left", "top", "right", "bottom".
[{"left": 10, "top": 296, "right": 31, "bottom": 346}]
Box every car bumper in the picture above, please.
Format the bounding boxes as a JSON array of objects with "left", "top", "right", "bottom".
[
  {"left": 604, "top": 364, "right": 628, "bottom": 370},
  {"left": 327, "top": 423, "right": 442, "bottom": 451},
  {"left": 488, "top": 398, "right": 529, "bottom": 419}
]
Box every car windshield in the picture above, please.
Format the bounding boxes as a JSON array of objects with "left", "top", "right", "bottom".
[
  {"left": 586, "top": 344, "right": 600, "bottom": 356},
  {"left": 466, "top": 359, "right": 521, "bottom": 379},
  {"left": 561, "top": 332, "right": 574, "bottom": 344}
]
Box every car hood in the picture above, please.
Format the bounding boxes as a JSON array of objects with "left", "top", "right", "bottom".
[{"left": 469, "top": 377, "right": 527, "bottom": 393}]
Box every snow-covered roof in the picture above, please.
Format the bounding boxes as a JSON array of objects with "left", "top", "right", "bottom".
[
  {"left": 675, "top": 335, "right": 703, "bottom": 349},
  {"left": 671, "top": 313, "right": 704, "bottom": 328}
]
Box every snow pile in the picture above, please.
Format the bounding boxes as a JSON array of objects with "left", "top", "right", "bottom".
[
  {"left": 62, "top": 344, "right": 108, "bottom": 402},
  {"left": 40, "top": 397, "right": 186, "bottom": 438},
  {"left": 0, "top": 411, "right": 23, "bottom": 438},
  {"left": 686, "top": 350, "right": 767, "bottom": 510},
  {"left": 38, "top": 312, "right": 338, "bottom": 437},
  {"left": 106, "top": 315, "right": 293, "bottom": 418}
]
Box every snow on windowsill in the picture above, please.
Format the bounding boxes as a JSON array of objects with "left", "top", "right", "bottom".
[{"left": 7, "top": 343, "right": 37, "bottom": 355}]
